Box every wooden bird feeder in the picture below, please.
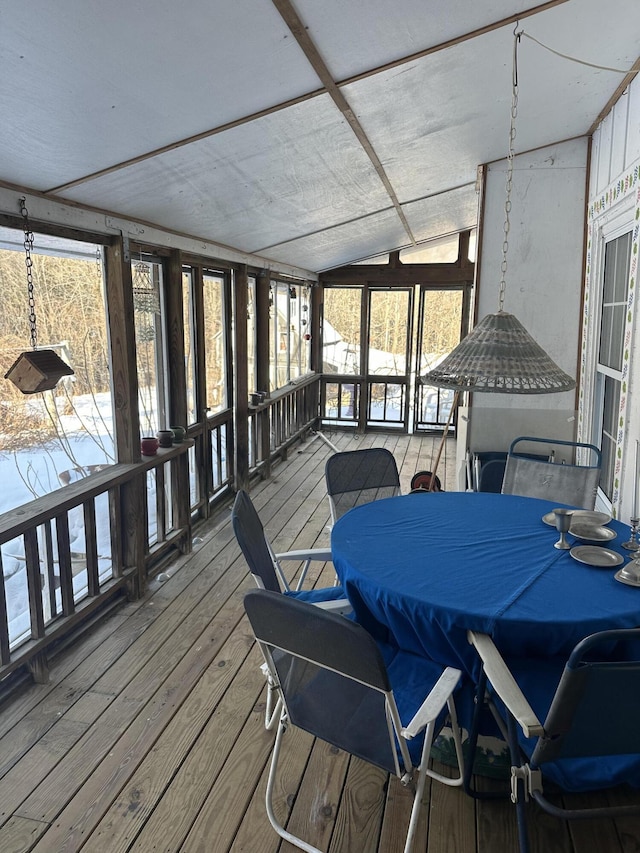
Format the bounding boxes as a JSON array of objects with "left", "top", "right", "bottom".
[
  {"left": 5, "top": 349, "right": 74, "bottom": 394},
  {"left": 5, "top": 198, "right": 75, "bottom": 394}
]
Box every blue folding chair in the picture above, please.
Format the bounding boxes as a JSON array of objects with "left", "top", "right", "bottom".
[
  {"left": 467, "top": 627, "right": 640, "bottom": 852},
  {"left": 232, "top": 490, "right": 351, "bottom": 728},
  {"left": 245, "top": 589, "right": 465, "bottom": 853}
]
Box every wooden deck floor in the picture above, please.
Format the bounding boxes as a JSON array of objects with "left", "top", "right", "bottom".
[{"left": 1, "top": 430, "right": 639, "bottom": 853}]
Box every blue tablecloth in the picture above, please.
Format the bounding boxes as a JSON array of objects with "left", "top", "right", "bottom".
[{"left": 331, "top": 492, "right": 639, "bottom": 681}]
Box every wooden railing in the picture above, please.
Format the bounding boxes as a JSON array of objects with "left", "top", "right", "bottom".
[
  {"left": 249, "top": 374, "right": 321, "bottom": 479},
  {"left": 0, "top": 441, "right": 192, "bottom": 684}
]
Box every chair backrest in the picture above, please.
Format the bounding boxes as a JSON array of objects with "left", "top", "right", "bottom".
[
  {"left": 244, "top": 587, "right": 408, "bottom": 776},
  {"left": 325, "top": 448, "right": 401, "bottom": 522},
  {"left": 231, "top": 490, "right": 281, "bottom": 592},
  {"left": 532, "top": 628, "right": 640, "bottom": 768},
  {"left": 477, "top": 458, "right": 507, "bottom": 493},
  {"left": 501, "top": 436, "right": 602, "bottom": 510}
]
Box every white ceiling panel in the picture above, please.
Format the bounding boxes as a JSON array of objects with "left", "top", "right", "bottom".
[
  {"left": 402, "top": 185, "right": 479, "bottom": 243},
  {"left": 292, "top": 0, "right": 537, "bottom": 80},
  {"left": 0, "top": 0, "right": 322, "bottom": 189},
  {"left": 56, "top": 94, "right": 391, "bottom": 253},
  {"left": 260, "top": 208, "right": 410, "bottom": 272}
]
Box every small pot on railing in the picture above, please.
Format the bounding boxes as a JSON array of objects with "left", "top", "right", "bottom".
[
  {"left": 157, "top": 430, "right": 174, "bottom": 448},
  {"left": 171, "top": 426, "right": 186, "bottom": 443},
  {"left": 141, "top": 436, "right": 159, "bottom": 456}
]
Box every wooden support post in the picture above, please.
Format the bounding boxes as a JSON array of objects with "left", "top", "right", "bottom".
[
  {"left": 105, "top": 239, "right": 146, "bottom": 597},
  {"left": 235, "top": 265, "right": 250, "bottom": 491},
  {"left": 166, "top": 249, "right": 192, "bottom": 552},
  {"left": 256, "top": 271, "right": 272, "bottom": 478}
]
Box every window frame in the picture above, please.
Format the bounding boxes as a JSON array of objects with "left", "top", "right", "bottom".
[{"left": 586, "top": 197, "right": 635, "bottom": 509}]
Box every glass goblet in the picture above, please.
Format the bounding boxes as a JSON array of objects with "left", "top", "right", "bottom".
[{"left": 553, "top": 508, "right": 573, "bottom": 550}]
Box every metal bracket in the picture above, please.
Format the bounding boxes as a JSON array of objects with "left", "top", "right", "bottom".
[{"left": 510, "top": 764, "right": 543, "bottom": 803}]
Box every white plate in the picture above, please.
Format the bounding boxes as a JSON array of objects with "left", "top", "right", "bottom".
[
  {"left": 569, "top": 523, "right": 616, "bottom": 542},
  {"left": 542, "top": 509, "right": 612, "bottom": 527},
  {"left": 569, "top": 545, "right": 623, "bottom": 568}
]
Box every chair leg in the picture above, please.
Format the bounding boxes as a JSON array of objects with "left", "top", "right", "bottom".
[
  {"left": 463, "top": 670, "right": 509, "bottom": 800},
  {"left": 506, "top": 712, "right": 531, "bottom": 853},
  {"left": 294, "top": 558, "right": 311, "bottom": 591},
  {"left": 426, "top": 696, "right": 465, "bottom": 787},
  {"left": 265, "top": 719, "right": 323, "bottom": 853},
  {"left": 404, "top": 720, "right": 435, "bottom": 853}
]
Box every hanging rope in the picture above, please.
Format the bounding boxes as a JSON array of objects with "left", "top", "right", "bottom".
[{"left": 521, "top": 31, "right": 634, "bottom": 74}]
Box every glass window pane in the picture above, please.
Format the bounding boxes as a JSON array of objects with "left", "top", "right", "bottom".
[
  {"left": 323, "top": 288, "right": 361, "bottom": 375},
  {"left": 289, "top": 284, "right": 301, "bottom": 381},
  {"left": 0, "top": 233, "right": 115, "bottom": 512},
  {"left": 247, "top": 275, "right": 257, "bottom": 392},
  {"left": 182, "top": 269, "right": 197, "bottom": 425},
  {"left": 203, "top": 273, "right": 226, "bottom": 413},
  {"left": 300, "top": 286, "right": 311, "bottom": 373},
  {"left": 133, "top": 259, "right": 166, "bottom": 436},
  {"left": 275, "top": 283, "right": 289, "bottom": 388},
  {"left": 600, "top": 374, "right": 620, "bottom": 499},
  {"left": 599, "top": 232, "right": 631, "bottom": 370},
  {"left": 368, "top": 290, "right": 409, "bottom": 377}
]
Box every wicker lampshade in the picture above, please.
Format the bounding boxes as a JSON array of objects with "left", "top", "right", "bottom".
[{"left": 422, "top": 311, "right": 576, "bottom": 394}]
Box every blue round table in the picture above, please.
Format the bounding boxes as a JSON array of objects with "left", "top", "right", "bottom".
[{"left": 331, "top": 492, "right": 638, "bottom": 677}]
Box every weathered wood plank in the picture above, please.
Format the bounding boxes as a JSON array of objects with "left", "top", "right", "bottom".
[{"left": 0, "top": 815, "right": 48, "bottom": 853}]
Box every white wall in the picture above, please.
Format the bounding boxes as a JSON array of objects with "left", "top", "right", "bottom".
[{"left": 465, "top": 138, "right": 588, "bottom": 456}]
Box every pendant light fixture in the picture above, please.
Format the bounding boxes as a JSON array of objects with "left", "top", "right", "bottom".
[
  {"left": 423, "top": 27, "right": 575, "bottom": 396},
  {"left": 4, "top": 198, "right": 74, "bottom": 394}
]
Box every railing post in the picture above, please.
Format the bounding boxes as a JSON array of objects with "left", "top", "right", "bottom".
[{"left": 105, "top": 238, "right": 145, "bottom": 598}]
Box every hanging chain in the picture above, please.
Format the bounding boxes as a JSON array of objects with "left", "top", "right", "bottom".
[
  {"left": 19, "top": 197, "right": 38, "bottom": 350},
  {"left": 498, "top": 28, "right": 522, "bottom": 313}
]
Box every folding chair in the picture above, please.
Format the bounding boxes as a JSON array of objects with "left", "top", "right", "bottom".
[
  {"left": 244, "top": 589, "right": 465, "bottom": 853},
  {"left": 467, "top": 627, "right": 640, "bottom": 853},
  {"left": 469, "top": 450, "right": 508, "bottom": 493},
  {"left": 232, "top": 490, "right": 351, "bottom": 728},
  {"left": 501, "top": 436, "right": 602, "bottom": 510},
  {"left": 325, "top": 447, "right": 401, "bottom": 524}
]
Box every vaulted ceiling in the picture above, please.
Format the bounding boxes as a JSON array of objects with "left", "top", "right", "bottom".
[{"left": 1, "top": 0, "right": 638, "bottom": 273}]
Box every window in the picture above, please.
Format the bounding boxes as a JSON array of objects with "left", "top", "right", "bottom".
[
  {"left": 269, "top": 280, "right": 312, "bottom": 390},
  {"left": 132, "top": 256, "right": 167, "bottom": 436},
  {"left": 247, "top": 274, "right": 257, "bottom": 392},
  {"left": 0, "top": 226, "right": 114, "bottom": 506},
  {"left": 203, "top": 271, "right": 227, "bottom": 414},
  {"left": 593, "top": 230, "right": 632, "bottom": 500}
]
